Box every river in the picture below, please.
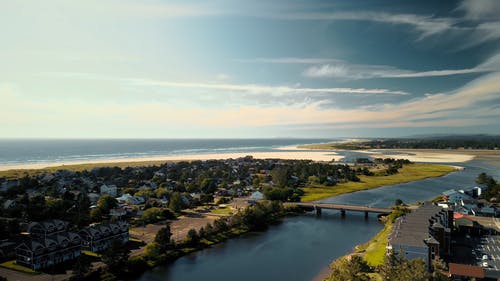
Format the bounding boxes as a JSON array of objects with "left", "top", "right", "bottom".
[{"left": 138, "top": 159, "right": 500, "bottom": 281}]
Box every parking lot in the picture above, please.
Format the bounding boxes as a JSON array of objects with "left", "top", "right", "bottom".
[{"left": 472, "top": 235, "right": 500, "bottom": 271}]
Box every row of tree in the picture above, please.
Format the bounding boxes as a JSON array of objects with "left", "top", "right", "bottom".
[
  {"left": 329, "top": 251, "right": 448, "bottom": 281},
  {"left": 477, "top": 172, "right": 500, "bottom": 201}
]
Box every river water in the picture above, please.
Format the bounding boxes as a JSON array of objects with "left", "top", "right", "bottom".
[{"left": 138, "top": 159, "right": 500, "bottom": 281}]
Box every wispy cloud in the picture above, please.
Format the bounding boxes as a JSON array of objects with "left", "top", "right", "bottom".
[
  {"left": 3, "top": 73, "right": 498, "bottom": 137},
  {"left": 303, "top": 63, "right": 486, "bottom": 79},
  {"left": 241, "top": 55, "right": 496, "bottom": 80},
  {"left": 274, "top": 11, "right": 457, "bottom": 39},
  {"left": 129, "top": 79, "right": 409, "bottom": 96},
  {"left": 457, "top": 0, "right": 500, "bottom": 21},
  {"left": 41, "top": 72, "right": 410, "bottom": 96},
  {"left": 235, "top": 57, "right": 342, "bottom": 64}
]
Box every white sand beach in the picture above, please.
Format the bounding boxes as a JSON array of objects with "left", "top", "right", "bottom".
[
  {"left": 357, "top": 149, "right": 476, "bottom": 163},
  {"left": 0, "top": 150, "right": 344, "bottom": 171}
]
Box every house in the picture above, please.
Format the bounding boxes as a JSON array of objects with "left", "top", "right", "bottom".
[
  {"left": 15, "top": 220, "right": 81, "bottom": 270},
  {"left": 387, "top": 203, "right": 452, "bottom": 271},
  {"left": 16, "top": 232, "right": 81, "bottom": 270},
  {"left": 3, "top": 199, "right": 16, "bottom": 209},
  {"left": 109, "top": 208, "right": 127, "bottom": 218},
  {"left": 448, "top": 263, "right": 485, "bottom": 280},
  {"left": 27, "top": 220, "right": 68, "bottom": 240},
  {"left": 79, "top": 221, "right": 129, "bottom": 253},
  {"left": 248, "top": 191, "right": 264, "bottom": 203},
  {"left": 100, "top": 184, "right": 117, "bottom": 197},
  {"left": 442, "top": 189, "right": 474, "bottom": 205},
  {"left": 116, "top": 193, "right": 144, "bottom": 205},
  {"left": 87, "top": 193, "right": 100, "bottom": 204}
]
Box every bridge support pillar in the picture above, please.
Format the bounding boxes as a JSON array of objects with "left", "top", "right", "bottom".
[
  {"left": 316, "top": 207, "right": 322, "bottom": 216},
  {"left": 340, "top": 209, "right": 346, "bottom": 218},
  {"left": 365, "top": 211, "right": 369, "bottom": 219}
]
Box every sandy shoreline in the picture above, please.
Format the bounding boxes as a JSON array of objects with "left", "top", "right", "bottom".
[
  {"left": 0, "top": 150, "right": 344, "bottom": 171},
  {"left": 0, "top": 147, "right": 492, "bottom": 172}
]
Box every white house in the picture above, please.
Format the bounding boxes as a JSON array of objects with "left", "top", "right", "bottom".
[
  {"left": 116, "top": 193, "right": 144, "bottom": 205},
  {"left": 100, "top": 184, "right": 117, "bottom": 197}
]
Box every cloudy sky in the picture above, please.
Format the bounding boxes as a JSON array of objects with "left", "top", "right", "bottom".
[{"left": 1, "top": 0, "right": 500, "bottom": 138}]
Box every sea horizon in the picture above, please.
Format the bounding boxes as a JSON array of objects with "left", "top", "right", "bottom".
[{"left": 0, "top": 138, "right": 340, "bottom": 167}]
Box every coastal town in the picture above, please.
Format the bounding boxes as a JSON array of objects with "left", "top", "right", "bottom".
[
  {"left": 0, "top": 154, "right": 498, "bottom": 280},
  {"left": 0, "top": 156, "right": 397, "bottom": 280}
]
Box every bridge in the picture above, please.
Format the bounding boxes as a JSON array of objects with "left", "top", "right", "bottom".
[{"left": 287, "top": 202, "right": 392, "bottom": 218}]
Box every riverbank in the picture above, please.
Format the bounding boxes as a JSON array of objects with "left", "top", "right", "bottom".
[{"left": 301, "top": 163, "right": 457, "bottom": 202}]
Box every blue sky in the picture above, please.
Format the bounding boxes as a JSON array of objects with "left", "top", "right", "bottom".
[{"left": 1, "top": 0, "right": 499, "bottom": 138}]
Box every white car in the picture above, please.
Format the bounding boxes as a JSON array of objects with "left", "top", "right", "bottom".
[
  {"left": 482, "top": 262, "right": 489, "bottom": 268},
  {"left": 483, "top": 255, "right": 489, "bottom": 260}
]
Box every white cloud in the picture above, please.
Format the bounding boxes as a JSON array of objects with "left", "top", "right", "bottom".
[
  {"left": 235, "top": 57, "right": 342, "bottom": 64},
  {"left": 2, "top": 73, "right": 499, "bottom": 137},
  {"left": 303, "top": 63, "right": 485, "bottom": 79},
  {"left": 129, "top": 78, "right": 409, "bottom": 96},
  {"left": 302, "top": 50, "right": 500, "bottom": 79},
  {"left": 457, "top": 0, "right": 500, "bottom": 20}
]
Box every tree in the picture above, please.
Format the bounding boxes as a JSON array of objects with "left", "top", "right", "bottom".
[
  {"left": 186, "top": 228, "right": 200, "bottom": 246},
  {"left": 379, "top": 250, "right": 429, "bottom": 281},
  {"left": 155, "top": 187, "right": 169, "bottom": 199},
  {"left": 97, "top": 194, "right": 118, "bottom": 213},
  {"left": 70, "top": 255, "right": 92, "bottom": 281},
  {"left": 431, "top": 258, "right": 449, "bottom": 281},
  {"left": 168, "top": 192, "right": 184, "bottom": 213},
  {"left": 155, "top": 225, "right": 173, "bottom": 251},
  {"left": 394, "top": 199, "right": 403, "bottom": 206},
  {"left": 329, "top": 255, "right": 370, "bottom": 281},
  {"left": 200, "top": 178, "right": 217, "bottom": 194},
  {"left": 101, "top": 240, "right": 130, "bottom": 275},
  {"left": 141, "top": 207, "right": 164, "bottom": 224},
  {"left": 270, "top": 166, "right": 289, "bottom": 187}
]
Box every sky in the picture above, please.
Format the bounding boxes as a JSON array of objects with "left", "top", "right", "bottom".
[{"left": 1, "top": 0, "right": 500, "bottom": 138}]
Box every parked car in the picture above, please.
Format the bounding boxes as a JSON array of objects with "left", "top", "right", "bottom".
[{"left": 483, "top": 254, "right": 489, "bottom": 260}]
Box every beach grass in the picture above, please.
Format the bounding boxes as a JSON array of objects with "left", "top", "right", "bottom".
[{"left": 301, "top": 163, "right": 456, "bottom": 202}]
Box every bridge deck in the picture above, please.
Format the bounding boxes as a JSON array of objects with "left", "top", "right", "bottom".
[{"left": 289, "top": 202, "right": 392, "bottom": 214}]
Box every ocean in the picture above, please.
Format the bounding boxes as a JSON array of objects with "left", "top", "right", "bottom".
[{"left": 0, "top": 138, "right": 336, "bottom": 166}]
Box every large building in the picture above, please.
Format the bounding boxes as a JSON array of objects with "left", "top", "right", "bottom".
[
  {"left": 79, "top": 221, "right": 129, "bottom": 253},
  {"left": 387, "top": 203, "right": 452, "bottom": 271},
  {"left": 15, "top": 219, "right": 129, "bottom": 271},
  {"left": 15, "top": 220, "right": 81, "bottom": 270}
]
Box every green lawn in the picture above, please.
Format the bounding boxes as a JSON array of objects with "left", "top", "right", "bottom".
[
  {"left": 0, "top": 260, "right": 38, "bottom": 274},
  {"left": 361, "top": 222, "right": 393, "bottom": 266},
  {"left": 210, "top": 206, "right": 233, "bottom": 215},
  {"left": 82, "top": 250, "right": 101, "bottom": 257},
  {"left": 301, "top": 163, "right": 455, "bottom": 202}
]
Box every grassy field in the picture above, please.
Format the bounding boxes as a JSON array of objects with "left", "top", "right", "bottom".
[
  {"left": 0, "top": 160, "right": 174, "bottom": 179},
  {"left": 358, "top": 222, "right": 393, "bottom": 266},
  {"left": 301, "top": 163, "right": 456, "bottom": 202}
]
